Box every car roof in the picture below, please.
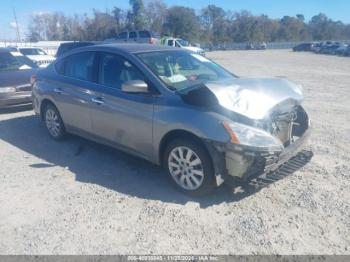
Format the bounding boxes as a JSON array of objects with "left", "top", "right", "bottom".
[
  {"left": 84, "top": 43, "right": 183, "bottom": 54},
  {"left": 0, "top": 47, "right": 15, "bottom": 53},
  {"left": 61, "top": 41, "right": 99, "bottom": 46}
]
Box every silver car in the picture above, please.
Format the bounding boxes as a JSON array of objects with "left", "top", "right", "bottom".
[{"left": 32, "top": 44, "right": 311, "bottom": 195}]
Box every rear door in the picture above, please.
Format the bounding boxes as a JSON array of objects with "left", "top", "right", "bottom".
[
  {"left": 89, "top": 52, "right": 155, "bottom": 159},
  {"left": 51, "top": 51, "right": 98, "bottom": 133}
]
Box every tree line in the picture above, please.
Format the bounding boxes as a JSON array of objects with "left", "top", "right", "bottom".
[{"left": 27, "top": 0, "right": 350, "bottom": 44}]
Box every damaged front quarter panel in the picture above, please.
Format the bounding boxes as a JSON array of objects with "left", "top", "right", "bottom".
[{"left": 179, "top": 77, "right": 310, "bottom": 186}]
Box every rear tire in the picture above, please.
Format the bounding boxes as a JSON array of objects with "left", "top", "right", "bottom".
[
  {"left": 163, "top": 139, "right": 216, "bottom": 196},
  {"left": 43, "top": 103, "right": 66, "bottom": 140}
]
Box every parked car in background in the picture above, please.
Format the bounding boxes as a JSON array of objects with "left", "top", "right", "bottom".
[
  {"left": 318, "top": 42, "right": 342, "bottom": 55},
  {"left": 311, "top": 42, "right": 321, "bottom": 52},
  {"left": 343, "top": 46, "right": 350, "bottom": 57},
  {"left": 56, "top": 41, "right": 98, "bottom": 57},
  {"left": 161, "top": 37, "right": 205, "bottom": 55},
  {"left": 293, "top": 43, "right": 314, "bottom": 52},
  {"left": 256, "top": 42, "right": 267, "bottom": 50},
  {"left": 6, "top": 46, "right": 19, "bottom": 52},
  {"left": 104, "top": 30, "right": 160, "bottom": 45},
  {"left": 334, "top": 43, "right": 348, "bottom": 56},
  {"left": 0, "top": 48, "right": 38, "bottom": 108},
  {"left": 245, "top": 43, "right": 254, "bottom": 50},
  {"left": 32, "top": 44, "right": 310, "bottom": 195},
  {"left": 18, "top": 47, "right": 55, "bottom": 68},
  {"left": 246, "top": 42, "right": 267, "bottom": 50}
]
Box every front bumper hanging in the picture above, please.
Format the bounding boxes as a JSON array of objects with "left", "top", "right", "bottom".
[{"left": 218, "top": 125, "right": 311, "bottom": 186}]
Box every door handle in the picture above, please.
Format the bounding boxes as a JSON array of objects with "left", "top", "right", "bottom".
[
  {"left": 91, "top": 97, "right": 104, "bottom": 105},
  {"left": 53, "top": 88, "right": 62, "bottom": 94}
]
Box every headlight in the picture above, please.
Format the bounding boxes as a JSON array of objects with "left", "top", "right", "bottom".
[
  {"left": 223, "top": 121, "right": 283, "bottom": 151},
  {"left": 0, "top": 87, "right": 16, "bottom": 94}
]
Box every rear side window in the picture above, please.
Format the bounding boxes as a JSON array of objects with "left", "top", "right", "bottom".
[
  {"left": 55, "top": 52, "right": 96, "bottom": 82},
  {"left": 129, "top": 31, "right": 137, "bottom": 39},
  {"left": 118, "top": 32, "right": 128, "bottom": 39},
  {"left": 151, "top": 32, "right": 160, "bottom": 39},
  {"left": 138, "top": 31, "right": 151, "bottom": 38},
  {"left": 98, "top": 53, "right": 145, "bottom": 90}
]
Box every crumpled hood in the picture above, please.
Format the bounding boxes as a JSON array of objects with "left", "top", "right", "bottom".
[{"left": 205, "top": 78, "right": 304, "bottom": 120}]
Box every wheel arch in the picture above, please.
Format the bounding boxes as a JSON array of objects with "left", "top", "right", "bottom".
[
  {"left": 158, "top": 129, "right": 212, "bottom": 167},
  {"left": 40, "top": 99, "right": 57, "bottom": 121}
]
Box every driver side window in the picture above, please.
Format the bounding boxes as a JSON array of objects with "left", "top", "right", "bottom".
[{"left": 98, "top": 53, "right": 145, "bottom": 90}]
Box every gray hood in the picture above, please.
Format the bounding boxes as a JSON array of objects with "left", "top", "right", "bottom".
[{"left": 206, "top": 78, "right": 304, "bottom": 120}]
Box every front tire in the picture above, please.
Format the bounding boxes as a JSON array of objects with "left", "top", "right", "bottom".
[
  {"left": 163, "top": 139, "right": 216, "bottom": 196},
  {"left": 43, "top": 103, "right": 66, "bottom": 140}
]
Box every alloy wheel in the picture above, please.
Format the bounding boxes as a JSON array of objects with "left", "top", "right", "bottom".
[
  {"left": 168, "top": 146, "right": 204, "bottom": 190},
  {"left": 45, "top": 109, "right": 61, "bottom": 138}
]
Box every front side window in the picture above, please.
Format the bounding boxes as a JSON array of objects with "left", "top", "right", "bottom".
[
  {"left": 137, "top": 51, "right": 236, "bottom": 91},
  {"left": 58, "top": 52, "right": 96, "bottom": 82},
  {"left": 118, "top": 32, "right": 128, "bottom": 39},
  {"left": 98, "top": 53, "right": 145, "bottom": 90}
]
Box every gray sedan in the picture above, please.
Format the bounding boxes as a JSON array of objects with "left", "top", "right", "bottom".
[
  {"left": 0, "top": 48, "right": 38, "bottom": 108},
  {"left": 32, "top": 44, "right": 310, "bottom": 195}
]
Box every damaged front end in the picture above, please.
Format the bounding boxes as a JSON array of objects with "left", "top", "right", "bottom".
[
  {"left": 222, "top": 105, "right": 310, "bottom": 184},
  {"left": 180, "top": 77, "right": 311, "bottom": 186}
]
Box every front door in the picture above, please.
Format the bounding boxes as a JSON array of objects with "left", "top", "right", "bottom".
[{"left": 89, "top": 52, "right": 155, "bottom": 160}]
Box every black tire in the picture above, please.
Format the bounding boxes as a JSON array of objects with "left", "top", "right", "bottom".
[
  {"left": 163, "top": 138, "right": 216, "bottom": 196},
  {"left": 43, "top": 103, "right": 66, "bottom": 140}
]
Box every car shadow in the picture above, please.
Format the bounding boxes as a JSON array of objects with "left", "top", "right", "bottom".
[
  {"left": 0, "top": 114, "right": 313, "bottom": 208},
  {"left": 0, "top": 104, "right": 33, "bottom": 114}
]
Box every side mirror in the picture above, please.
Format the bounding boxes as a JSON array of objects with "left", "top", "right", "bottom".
[{"left": 121, "top": 80, "right": 149, "bottom": 93}]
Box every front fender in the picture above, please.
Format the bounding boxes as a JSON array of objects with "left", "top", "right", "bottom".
[{"left": 152, "top": 102, "right": 230, "bottom": 164}]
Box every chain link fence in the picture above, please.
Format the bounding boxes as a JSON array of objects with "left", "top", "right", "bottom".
[{"left": 200, "top": 40, "right": 350, "bottom": 51}]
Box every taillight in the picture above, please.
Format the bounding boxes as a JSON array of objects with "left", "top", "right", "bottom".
[{"left": 30, "top": 75, "right": 37, "bottom": 86}]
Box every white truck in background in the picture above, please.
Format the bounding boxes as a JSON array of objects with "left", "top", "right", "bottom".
[{"left": 161, "top": 38, "right": 205, "bottom": 56}]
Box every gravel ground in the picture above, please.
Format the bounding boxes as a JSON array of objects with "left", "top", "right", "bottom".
[{"left": 0, "top": 50, "right": 349, "bottom": 255}]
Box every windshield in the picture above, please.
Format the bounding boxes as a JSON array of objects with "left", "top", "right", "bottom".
[
  {"left": 0, "top": 52, "right": 38, "bottom": 71},
  {"left": 177, "top": 39, "right": 189, "bottom": 47},
  {"left": 137, "top": 51, "right": 236, "bottom": 91},
  {"left": 20, "top": 48, "right": 47, "bottom": 56}
]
